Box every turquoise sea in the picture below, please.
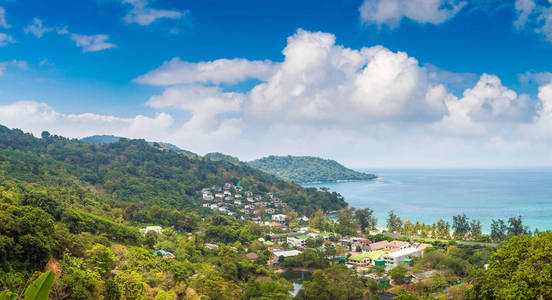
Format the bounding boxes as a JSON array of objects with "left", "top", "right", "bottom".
[{"left": 302, "top": 168, "right": 552, "bottom": 232}]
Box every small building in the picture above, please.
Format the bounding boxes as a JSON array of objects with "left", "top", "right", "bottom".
[
  {"left": 140, "top": 226, "right": 163, "bottom": 235},
  {"left": 271, "top": 214, "right": 287, "bottom": 222},
  {"left": 287, "top": 235, "right": 309, "bottom": 248},
  {"left": 153, "top": 249, "right": 175, "bottom": 259},
  {"left": 388, "top": 240, "right": 411, "bottom": 250},
  {"left": 365, "top": 240, "right": 389, "bottom": 251},
  {"left": 347, "top": 250, "right": 386, "bottom": 266},
  {"left": 204, "top": 243, "right": 219, "bottom": 249},
  {"left": 273, "top": 249, "right": 301, "bottom": 258},
  {"left": 383, "top": 248, "right": 422, "bottom": 268}
]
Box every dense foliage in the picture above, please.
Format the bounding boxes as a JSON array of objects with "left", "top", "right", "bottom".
[
  {"left": 247, "top": 155, "right": 377, "bottom": 183},
  {"left": 203, "top": 152, "right": 242, "bottom": 165}
]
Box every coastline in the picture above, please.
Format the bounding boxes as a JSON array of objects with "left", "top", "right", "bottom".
[{"left": 298, "top": 177, "right": 378, "bottom": 185}]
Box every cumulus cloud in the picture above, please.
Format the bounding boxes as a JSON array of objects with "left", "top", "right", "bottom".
[
  {"left": 24, "top": 18, "right": 54, "bottom": 38},
  {"left": 70, "top": 34, "right": 117, "bottom": 52},
  {"left": 3, "top": 29, "right": 552, "bottom": 167},
  {"left": 136, "top": 58, "right": 276, "bottom": 85},
  {"left": 0, "top": 7, "right": 10, "bottom": 29},
  {"left": 0, "top": 33, "right": 14, "bottom": 47},
  {"left": 359, "top": 0, "right": 467, "bottom": 28},
  {"left": 121, "top": 0, "right": 186, "bottom": 26},
  {"left": 247, "top": 29, "right": 448, "bottom": 123}
]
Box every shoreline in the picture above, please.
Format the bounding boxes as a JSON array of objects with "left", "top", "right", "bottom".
[{"left": 299, "top": 177, "right": 378, "bottom": 185}]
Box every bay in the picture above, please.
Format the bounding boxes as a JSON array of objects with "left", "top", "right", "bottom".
[{"left": 302, "top": 168, "right": 552, "bottom": 232}]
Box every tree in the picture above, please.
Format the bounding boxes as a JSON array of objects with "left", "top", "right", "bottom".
[
  {"left": 86, "top": 244, "right": 118, "bottom": 278},
  {"left": 473, "top": 231, "right": 552, "bottom": 299},
  {"left": 435, "top": 219, "right": 450, "bottom": 239},
  {"left": 388, "top": 265, "right": 407, "bottom": 284},
  {"left": 507, "top": 216, "right": 528, "bottom": 237},
  {"left": 102, "top": 280, "right": 121, "bottom": 300},
  {"left": 298, "top": 265, "right": 365, "bottom": 300},
  {"left": 355, "top": 208, "right": 377, "bottom": 233},
  {"left": 490, "top": 219, "right": 507, "bottom": 242},
  {"left": 386, "top": 210, "right": 403, "bottom": 233},
  {"left": 287, "top": 210, "right": 298, "bottom": 229},
  {"left": 56, "top": 256, "right": 101, "bottom": 300},
  {"left": 41, "top": 131, "right": 51, "bottom": 139},
  {"left": 470, "top": 219, "right": 482, "bottom": 240},
  {"left": 337, "top": 207, "right": 357, "bottom": 235},
  {"left": 452, "top": 214, "right": 470, "bottom": 240},
  {"left": 114, "top": 271, "right": 146, "bottom": 300},
  {"left": 310, "top": 209, "right": 324, "bottom": 230}
]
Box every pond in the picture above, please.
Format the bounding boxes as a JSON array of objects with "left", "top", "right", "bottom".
[{"left": 280, "top": 271, "right": 313, "bottom": 297}]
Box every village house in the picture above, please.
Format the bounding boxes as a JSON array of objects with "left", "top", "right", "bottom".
[
  {"left": 272, "top": 214, "right": 286, "bottom": 222},
  {"left": 388, "top": 240, "right": 411, "bottom": 250},
  {"left": 365, "top": 240, "right": 390, "bottom": 251},
  {"left": 347, "top": 250, "right": 386, "bottom": 267},
  {"left": 287, "top": 235, "right": 309, "bottom": 248}
]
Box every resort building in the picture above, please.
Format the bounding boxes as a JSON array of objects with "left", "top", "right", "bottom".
[
  {"left": 383, "top": 248, "right": 422, "bottom": 268},
  {"left": 347, "top": 250, "right": 386, "bottom": 267}
]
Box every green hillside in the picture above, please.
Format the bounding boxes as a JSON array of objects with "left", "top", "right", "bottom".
[
  {"left": 81, "top": 134, "right": 200, "bottom": 158},
  {"left": 204, "top": 152, "right": 242, "bottom": 165},
  {"left": 248, "top": 155, "right": 377, "bottom": 183},
  {"left": 2, "top": 126, "right": 346, "bottom": 216}
]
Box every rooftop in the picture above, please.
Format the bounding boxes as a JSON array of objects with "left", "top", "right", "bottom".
[
  {"left": 348, "top": 250, "right": 386, "bottom": 262},
  {"left": 384, "top": 247, "right": 421, "bottom": 258}
]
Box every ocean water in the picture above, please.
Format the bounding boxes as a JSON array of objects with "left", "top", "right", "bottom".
[{"left": 302, "top": 168, "right": 552, "bottom": 232}]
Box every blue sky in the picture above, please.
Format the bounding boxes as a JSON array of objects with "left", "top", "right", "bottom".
[{"left": 1, "top": 0, "right": 552, "bottom": 167}]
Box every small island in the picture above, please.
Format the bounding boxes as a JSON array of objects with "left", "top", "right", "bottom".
[{"left": 247, "top": 155, "right": 377, "bottom": 184}]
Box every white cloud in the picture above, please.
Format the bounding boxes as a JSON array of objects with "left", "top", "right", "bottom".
[
  {"left": 70, "top": 34, "right": 117, "bottom": 52},
  {"left": 39, "top": 58, "right": 55, "bottom": 67},
  {"left": 121, "top": 0, "right": 186, "bottom": 26},
  {"left": 0, "top": 101, "right": 174, "bottom": 139},
  {"left": 136, "top": 58, "right": 276, "bottom": 85},
  {"left": 24, "top": 18, "right": 54, "bottom": 38},
  {"left": 247, "top": 29, "right": 448, "bottom": 123},
  {"left": 359, "top": 0, "right": 467, "bottom": 28},
  {"left": 56, "top": 26, "right": 69, "bottom": 35},
  {"left": 0, "top": 33, "right": 14, "bottom": 47},
  {"left": 0, "top": 7, "right": 10, "bottom": 29},
  {"left": 3, "top": 29, "right": 552, "bottom": 167},
  {"left": 0, "top": 60, "right": 27, "bottom": 75},
  {"left": 514, "top": 0, "right": 552, "bottom": 41}
]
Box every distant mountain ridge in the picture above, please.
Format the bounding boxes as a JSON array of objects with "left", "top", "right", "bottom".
[
  {"left": 81, "top": 135, "right": 199, "bottom": 158},
  {"left": 248, "top": 155, "right": 377, "bottom": 183},
  {"left": 82, "top": 136, "right": 375, "bottom": 184}
]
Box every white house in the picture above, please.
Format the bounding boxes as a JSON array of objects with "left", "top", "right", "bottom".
[
  {"left": 272, "top": 214, "right": 287, "bottom": 222},
  {"left": 383, "top": 248, "right": 422, "bottom": 268},
  {"left": 140, "top": 226, "right": 163, "bottom": 235}
]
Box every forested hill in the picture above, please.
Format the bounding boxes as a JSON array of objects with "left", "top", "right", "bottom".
[
  {"left": 0, "top": 126, "right": 346, "bottom": 216},
  {"left": 81, "top": 134, "right": 199, "bottom": 158},
  {"left": 204, "top": 152, "right": 242, "bottom": 165},
  {"left": 248, "top": 155, "right": 377, "bottom": 183}
]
